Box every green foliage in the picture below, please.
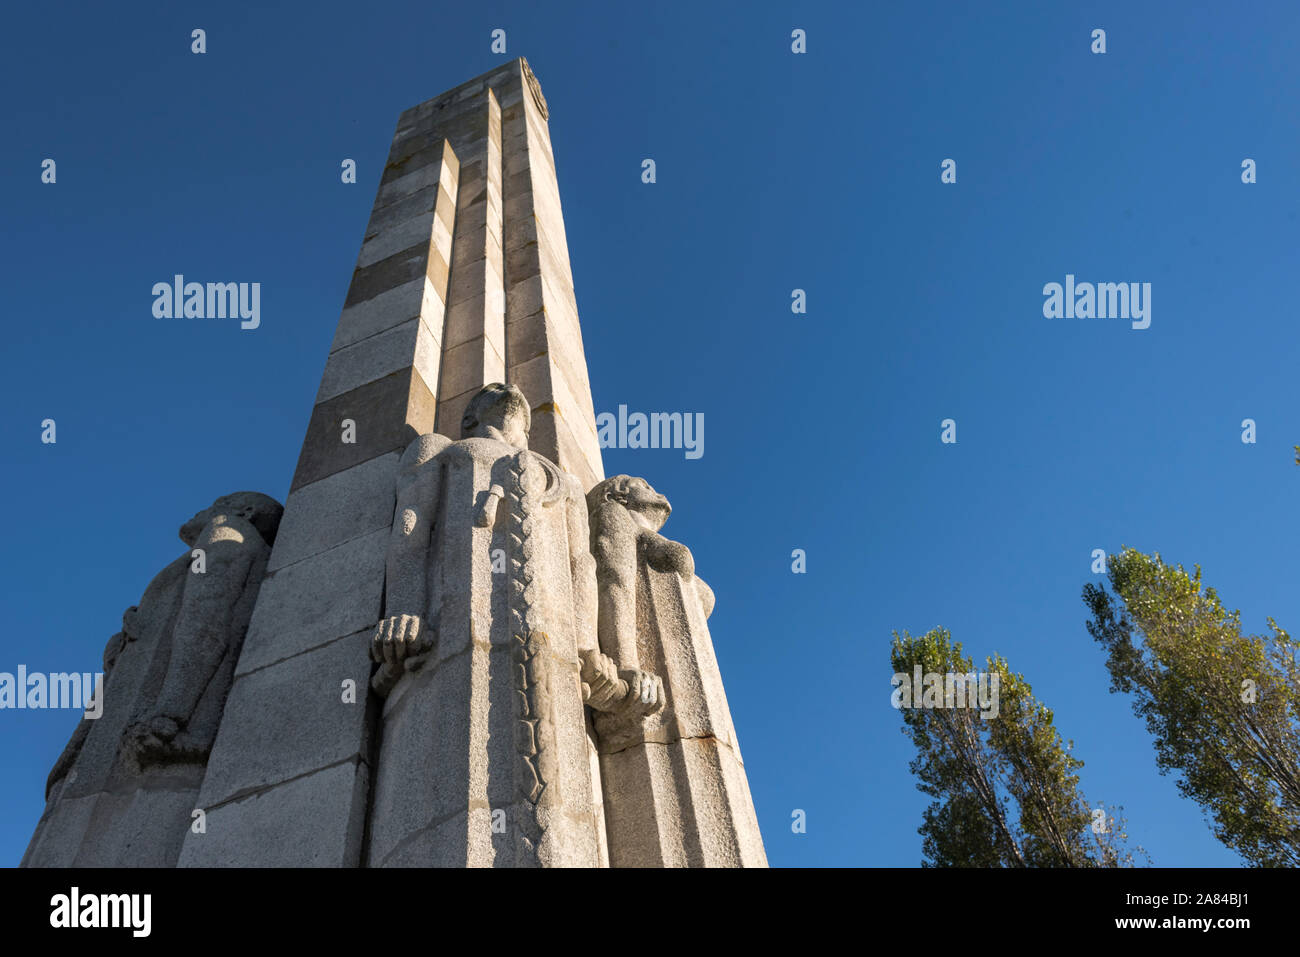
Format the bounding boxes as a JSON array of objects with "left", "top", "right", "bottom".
[
  {"left": 891, "top": 628, "right": 1139, "bottom": 867},
  {"left": 1083, "top": 547, "right": 1300, "bottom": 867}
]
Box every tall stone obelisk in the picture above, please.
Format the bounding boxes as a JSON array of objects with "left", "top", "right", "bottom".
[
  {"left": 176, "top": 57, "right": 607, "bottom": 867},
  {"left": 26, "top": 58, "right": 765, "bottom": 868}
]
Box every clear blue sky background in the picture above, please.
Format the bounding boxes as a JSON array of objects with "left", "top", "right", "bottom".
[{"left": 2, "top": 1, "right": 1297, "bottom": 867}]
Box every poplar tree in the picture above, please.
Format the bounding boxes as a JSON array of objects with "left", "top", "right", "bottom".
[
  {"left": 891, "top": 628, "right": 1137, "bottom": 867},
  {"left": 1083, "top": 547, "right": 1300, "bottom": 866}
]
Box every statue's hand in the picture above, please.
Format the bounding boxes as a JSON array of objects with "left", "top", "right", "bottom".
[
  {"left": 372, "top": 614, "right": 430, "bottom": 667},
  {"left": 122, "top": 714, "right": 182, "bottom": 765},
  {"left": 131, "top": 714, "right": 180, "bottom": 745},
  {"left": 579, "top": 648, "right": 623, "bottom": 710},
  {"left": 580, "top": 652, "right": 665, "bottom": 717},
  {"left": 619, "top": 669, "right": 665, "bottom": 718}
]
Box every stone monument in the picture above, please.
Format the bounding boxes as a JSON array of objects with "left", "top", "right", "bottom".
[
  {"left": 24, "top": 58, "right": 765, "bottom": 868},
  {"left": 23, "top": 492, "right": 283, "bottom": 866}
]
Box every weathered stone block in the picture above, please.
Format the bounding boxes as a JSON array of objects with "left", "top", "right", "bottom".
[
  {"left": 437, "top": 336, "right": 504, "bottom": 403},
  {"left": 73, "top": 786, "right": 197, "bottom": 867},
  {"left": 357, "top": 211, "right": 436, "bottom": 269},
  {"left": 199, "top": 632, "right": 374, "bottom": 805},
  {"left": 528, "top": 407, "right": 603, "bottom": 493},
  {"left": 268, "top": 452, "right": 399, "bottom": 572},
  {"left": 329, "top": 277, "right": 429, "bottom": 353},
  {"left": 316, "top": 319, "right": 424, "bottom": 404},
  {"left": 365, "top": 185, "right": 440, "bottom": 240},
  {"left": 289, "top": 367, "right": 436, "bottom": 490},
  {"left": 21, "top": 793, "right": 97, "bottom": 867},
  {"left": 236, "top": 529, "right": 388, "bottom": 674},
  {"left": 178, "top": 760, "right": 369, "bottom": 867},
  {"left": 344, "top": 244, "right": 430, "bottom": 309}
]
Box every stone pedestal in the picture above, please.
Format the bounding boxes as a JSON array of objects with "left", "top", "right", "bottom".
[{"left": 600, "top": 565, "right": 767, "bottom": 866}]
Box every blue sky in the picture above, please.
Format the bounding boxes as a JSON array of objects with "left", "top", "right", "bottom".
[{"left": 2, "top": 1, "right": 1297, "bottom": 867}]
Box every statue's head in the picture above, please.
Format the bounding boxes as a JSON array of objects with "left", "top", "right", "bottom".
[
  {"left": 587, "top": 475, "right": 671, "bottom": 532},
  {"left": 461, "top": 382, "right": 530, "bottom": 447},
  {"left": 179, "top": 491, "right": 284, "bottom": 547}
]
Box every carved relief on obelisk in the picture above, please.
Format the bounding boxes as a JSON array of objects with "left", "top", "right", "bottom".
[
  {"left": 587, "top": 476, "right": 767, "bottom": 866},
  {"left": 365, "top": 383, "right": 661, "bottom": 866},
  {"left": 23, "top": 493, "right": 282, "bottom": 867}
]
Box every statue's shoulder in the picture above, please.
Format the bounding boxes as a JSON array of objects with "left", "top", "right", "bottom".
[
  {"left": 130, "top": 553, "right": 190, "bottom": 636},
  {"left": 396, "top": 433, "right": 454, "bottom": 493},
  {"left": 399, "top": 432, "right": 454, "bottom": 472},
  {"left": 589, "top": 497, "right": 635, "bottom": 533},
  {"left": 455, "top": 435, "right": 520, "bottom": 466},
  {"left": 398, "top": 433, "right": 524, "bottom": 489}
]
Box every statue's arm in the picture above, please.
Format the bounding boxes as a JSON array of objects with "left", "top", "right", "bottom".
[
  {"left": 641, "top": 530, "right": 711, "bottom": 615},
  {"left": 371, "top": 437, "right": 449, "bottom": 692},
  {"left": 583, "top": 503, "right": 664, "bottom": 716},
  {"left": 640, "top": 529, "right": 694, "bottom": 578},
  {"left": 383, "top": 433, "right": 449, "bottom": 621},
  {"left": 591, "top": 504, "right": 639, "bottom": 669},
  {"left": 565, "top": 477, "right": 599, "bottom": 657},
  {"left": 385, "top": 467, "right": 436, "bottom": 619}
]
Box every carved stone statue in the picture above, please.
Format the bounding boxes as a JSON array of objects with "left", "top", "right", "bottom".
[
  {"left": 366, "top": 383, "right": 662, "bottom": 867},
  {"left": 588, "top": 476, "right": 713, "bottom": 681},
  {"left": 22, "top": 491, "right": 282, "bottom": 867},
  {"left": 122, "top": 492, "right": 283, "bottom": 765},
  {"left": 586, "top": 475, "right": 767, "bottom": 866}
]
